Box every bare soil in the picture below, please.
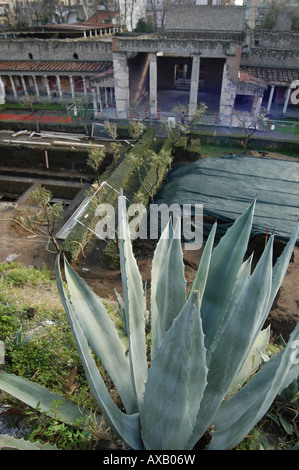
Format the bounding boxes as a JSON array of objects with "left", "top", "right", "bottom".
[{"left": 0, "top": 150, "right": 298, "bottom": 344}]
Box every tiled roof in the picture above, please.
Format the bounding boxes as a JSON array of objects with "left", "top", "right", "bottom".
[
  {"left": 241, "top": 66, "right": 299, "bottom": 85},
  {"left": 239, "top": 70, "right": 267, "bottom": 88},
  {"left": 43, "top": 22, "right": 116, "bottom": 30},
  {"left": 0, "top": 60, "right": 112, "bottom": 74}
]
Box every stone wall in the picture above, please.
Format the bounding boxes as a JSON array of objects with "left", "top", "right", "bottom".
[
  {"left": 0, "top": 38, "right": 112, "bottom": 62},
  {"left": 252, "top": 31, "right": 299, "bottom": 50},
  {"left": 112, "top": 36, "right": 240, "bottom": 58},
  {"left": 241, "top": 48, "right": 298, "bottom": 69},
  {"left": 165, "top": 5, "right": 246, "bottom": 32}
]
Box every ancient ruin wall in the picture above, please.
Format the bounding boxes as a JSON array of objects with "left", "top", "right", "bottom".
[{"left": 0, "top": 38, "right": 113, "bottom": 62}]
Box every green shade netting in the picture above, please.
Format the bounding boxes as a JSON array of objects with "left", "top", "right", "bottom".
[{"left": 153, "top": 155, "right": 299, "bottom": 244}]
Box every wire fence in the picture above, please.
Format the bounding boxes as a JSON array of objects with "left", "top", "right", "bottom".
[
  {"left": 125, "top": 109, "right": 299, "bottom": 138},
  {"left": 262, "top": 119, "right": 299, "bottom": 136}
]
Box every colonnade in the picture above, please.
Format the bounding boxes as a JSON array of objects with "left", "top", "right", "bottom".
[
  {"left": 113, "top": 51, "right": 294, "bottom": 121},
  {"left": 266, "top": 84, "right": 292, "bottom": 115},
  {"left": 113, "top": 51, "right": 202, "bottom": 119},
  {"left": 5, "top": 74, "right": 89, "bottom": 100}
]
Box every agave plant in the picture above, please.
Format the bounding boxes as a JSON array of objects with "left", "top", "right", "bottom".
[{"left": 0, "top": 193, "right": 298, "bottom": 450}]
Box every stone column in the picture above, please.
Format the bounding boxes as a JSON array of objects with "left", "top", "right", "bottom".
[
  {"left": 92, "top": 88, "right": 98, "bottom": 117},
  {"left": 82, "top": 76, "right": 87, "bottom": 96},
  {"left": 266, "top": 85, "right": 275, "bottom": 114},
  {"left": 282, "top": 86, "right": 291, "bottom": 114},
  {"left": 20, "top": 75, "right": 28, "bottom": 95},
  {"left": 219, "top": 63, "right": 238, "bottom": 127},
  {"left": 9, "top": 76, "right": 17, "bottom": 99},
  {"left": 0, "top": 77, "right": 5, "bottom": 105},
  {"left": 56, "top": 75, "right": 63, "bottom": 98},
  {"left": 105, "top": 87, "right": 109, "bottom": 107},
  {"left": 149, "top": 53, "right": 157, "bottom": 117},
  {"left": 43, "top": 75, "right": 51, "bottom": 97},
  {"left": 33, "top": 75, "right": 39, "bottom": 96},
  {"left": 112, "top": 52, "right": 130, "bottom": 118},
  {"left": 189, "top": 54, "right": 200, "bottom": 118},
  {"left": 183, "top": 64, "right": 188, "bottom": 79},
  {"left": 252, "top": 95, "right": 263, "bottom": 119},
  {"left": 69, "top": 75, "right": 75, "bottom": 99},
  {"left": 97, "top": 86, "right": 103, "bottom": 112}
]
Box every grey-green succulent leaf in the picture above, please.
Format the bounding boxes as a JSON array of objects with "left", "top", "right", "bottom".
[
  {"left": 226, "top": 325, "right": 270, "bottom": 400},
  {"left": 200, "top": 199, "right": 256, "bottom": 352},
  {"left": 114, "top": 288, "right": 127, "bottom": 335},
  {"left": 55, "top": 255, "right": 143, "bottom": 450},
  {"left": 206, "top": 321, "right": 299, "bottom": 450},
  {"left": 186, "top": 234, "right": 274, "bottom": 449},
  {"left": 118, "top": 191, "right": 148, "bottom": 412},
  {"left": 62, "top": 257, "right": 136, "bottom": 414},
  {"left": 150, "top": 220, "right": 172, "bottom": 357},
  {"left": 150, "top": 218, "right": 186, "bottom": 358},
  {"left": 188, "top": 222, "right": 216, "bottom": 298},
  {"left": 0, "top": 371, "right": 89, "bottom": 427},
  {"left": 1, "top": 195, "right": 297, "bottom": 452},
  {"left": 141, "top": 290, "right": 208, "bottom": 450},
  {"left": 206, "top": 253, "right": 253, "bottom": 365},
  {"left": 0, "top": 434, "right": 59, "bottom": 450}
]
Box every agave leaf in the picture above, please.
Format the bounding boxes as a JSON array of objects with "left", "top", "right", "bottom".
[
  {"left": 207, "top": 253, "right": 254, "bottom": 365},
  {"left": 55, "top": 255, "right": 143, "bottom": 450},
  {"left": 0, "top": 434, "right": 59, "bottom": 450},
  {"left": 226, "top": 326, "right": 270, "bottom": 399},
  {"left": 0, "top": 371, "right": 89, "bottom": 426},
  {"left": 187, "top": 235, "right": 273, "bottom": 449},
  {"left": 278, "top": 369, "right": 299, "bottom": 400},
  {"left": 114, "top": 288, "right": 127, "bottom": 335},
  {"left": 118, "top": 191, "right": 148, "bottom": 411},
  {"left": 188, "top": 222, "right": 216, "bottom": 298},
  {"left": 141, "top": 291, "right": 208, "bottom": 450},
  {"left": 150, "top": 220, "right": 172, "bottom": 358},
  {"left": 200, "top": 199, "right": 256, "bottom": 351},
  {"left": 206, "top": 321, "right": 299, "bottom": 450},
  {"left": 63, "top": 257, "right": 136, "bottom": 414},
  {"left": 151, "top": 218, "right": 186, "bottom": 357}
]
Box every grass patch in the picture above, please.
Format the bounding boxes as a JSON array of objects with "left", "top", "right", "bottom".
[
  {"left": 200, "top": 142, "right": 299, "bottom": 159},
  {"left": 0, "top": 261, "right": 112, "bottom": 449},
  {"left": 201, "top": 142, "right": 244, "bottom": 158}
]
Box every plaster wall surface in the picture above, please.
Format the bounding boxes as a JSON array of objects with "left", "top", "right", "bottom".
[{"left": 0, "top": 39, "right": 113, "bottom": 62}]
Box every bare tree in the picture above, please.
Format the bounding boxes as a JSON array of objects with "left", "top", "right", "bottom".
[
  {"left": 16, "top": 186, "right": 63, "bottom": 253},
  {"left": 31, "top": 0, "right": 50, "bottom": 25},
  {"left": 18, "top": 95, "right": 51, "bottom": 133},
  {"left": 234, "top": 109, "right": 267, "bottom": 150}
]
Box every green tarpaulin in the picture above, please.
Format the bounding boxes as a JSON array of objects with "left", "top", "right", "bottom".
[{"left": 153, "top": 155, "right": 299, "bottom": 244}]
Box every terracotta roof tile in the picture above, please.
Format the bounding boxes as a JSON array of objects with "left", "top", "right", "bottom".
[
  {"left": 0, "top": 60, "right": 112, "bottom": 74},
  {"left": 240, "top": 66, "right": 299, "bottom": 85},
  {"left": 239, "top": 70, "right": 267, "bottom": 88}
]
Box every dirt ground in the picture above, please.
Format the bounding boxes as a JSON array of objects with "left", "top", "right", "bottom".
[{"left": 0, "top": 150, "right": 298, "bottom": 344}]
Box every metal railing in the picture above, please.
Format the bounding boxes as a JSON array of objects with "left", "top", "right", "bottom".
[{"left": 262, "top": 119, "right": 299, "bottom": 136}]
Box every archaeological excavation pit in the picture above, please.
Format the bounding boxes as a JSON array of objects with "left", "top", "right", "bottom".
[
  {"left": 0, "top": 178, "right": 32, "bottom": 203},
  {"left": 0, "top": 174, "right": 91, "bottom": 239}
]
